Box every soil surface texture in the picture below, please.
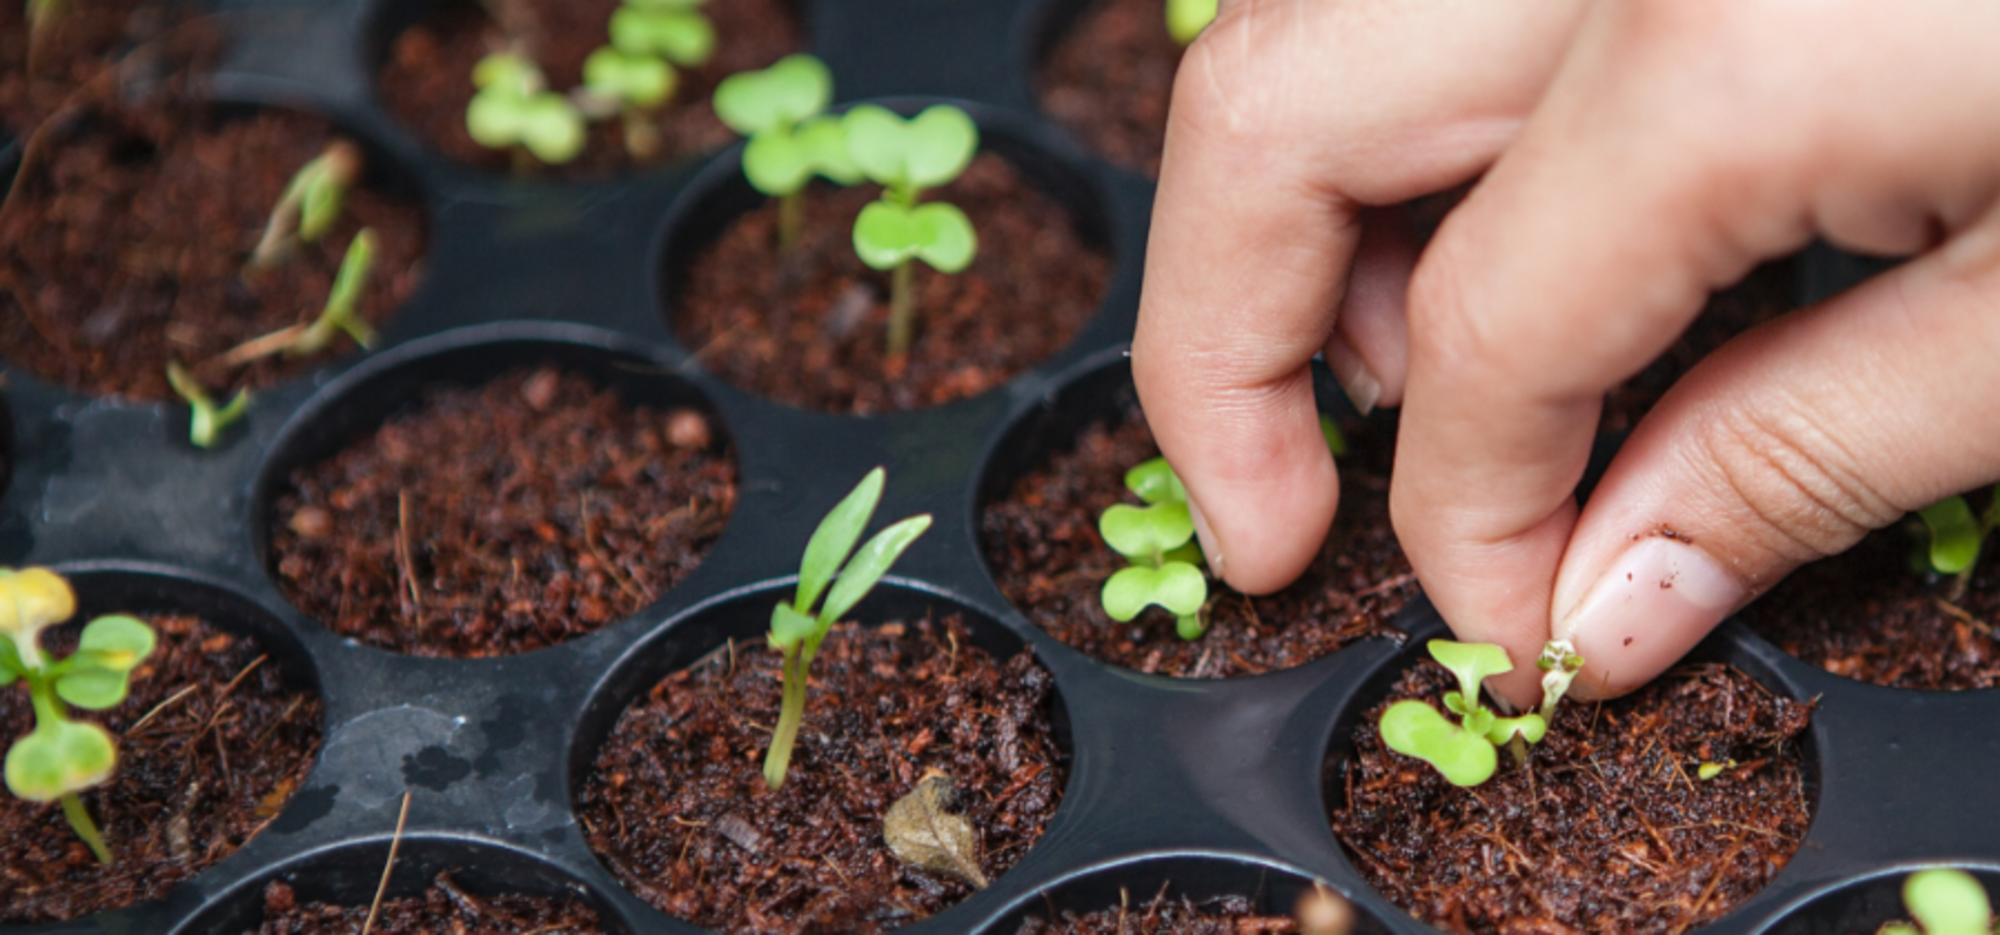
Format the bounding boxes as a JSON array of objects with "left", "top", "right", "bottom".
[
  {"left": 0, "top": 0, "right": 200, "bottom": 138},
  {"left": 578, "top": 615, "right": 1066, "bottom": 934},
  {"left": 982, "top": 406, "right": 1410, "bottom": 678},
  {"left": 378, "top": 0, "right": 801, "bottom": 176},
  {"left": 1037, "top": 0, "right": 1182, "bottom": 177},
  {"left": 1599, "top": 260, "right": 1792, "bottom": 433},
  {"left": 0, "top": 94, "right": 427, "bottom": 401},
  {"left": 249, "top": 876, "right": 604, "bottom": 934},
  {"left": 1332, "top": 660, "right": 1814, "bottom": 934},
  {"left": 270, "top": 366, "right": 735, "bottom": 657},
  {"left": 0, "top": 613, "right": 323, "bottom": 923},
  {"left": 675, "top": 155, "right": 1111, "bottom": 414},
  {"left": 1015, "top": 887, "right": 1300, "bottom": 934},
  {"left": 1742, "top": 511, "right": 2000, "bottom": 690}
]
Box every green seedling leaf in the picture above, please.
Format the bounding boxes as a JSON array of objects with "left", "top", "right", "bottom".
[
  {"left": 1459, "top": 706, "right": 1495, "bottom": 739},
  {"left": 796, "top": 467, "right": 885, "bottom": 614},
  {"left": 1099, "top": 501, "right": 1194, "bottom": 563},
  {"left": 1124, "top": 457, "right": 1187, "bottom": 504},
  {"left": 473, "top": 51, "right": 541, "bottom": 93},
  {"left": 5, "top": 718, "right": 115, "bottom": 802},
  {"left": 1426, "top": 640, "right": 1514, "bottom": 715},
  {"left": 584, "top": 46, "right": 677, "bottom": 108},
  {"left": 1379, "top": 700, "right": 1497, "bottom": 787},
  {"left": 75, "top": 615, "right": 154, "bottom": 672},
  {"left": 0, "top": 638, "right": 21, "bottom": 683},
  {"left": 853, "top": 201, "right": 977, "bottom": 273},
  {"left": 769, "top": 601, "right": 818, "bottom": 650},
  {"left": 1484, "top": 713, "right": 1547, "bottom": 747},
  {"left": 1319, "top": 415, "right": 1348, "bottom": 458},
  {"left": 842, "top": 104, "right": 979, "bottom": 194},
  {"left": 713, "top": 53, "right": 832, "bottom": 135},
  {"left": 609, "top": 7, "right": 714, "bottom": 66},
  {"left": 1102, "top": 562, "right": 1206, "bottom": 622},
  {"left": 1166, "top": 0, "right": 1218, "bottom": 44},
  {"left": 1175, "top": 613, "right": 1205, "bottom": 641},
  {"left": 1919, "top": 496, "right": 1983, "bottom": 576},
  {"left": 740, "top": 114, "right": 864, "bottom": 196},
  {"left": 468, "top": 88, "right": 585, "bottom": 164},
  {"left": 55, "top": 669, "right": 129, "bottom": 711},
  {"left": 1696, "top": 760, "right": 1734, "bottom": 780},
  {"left": 166, "top": 361, "right": 250, "bottom": 449},
  {"left": 796, "top": 115, "right": 862, "bottom": 185},
  {"left": 820, "top": 514, "right": 933, "bottom": 626},
  {"left": 0, "top": 566, "right": 76, "bottom": 645},
  {"left": 1903, "top": 868, "right": 1993, "bottom": 935}
]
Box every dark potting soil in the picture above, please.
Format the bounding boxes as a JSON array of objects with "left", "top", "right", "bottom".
[
  {"left": 0, "top": 0, "right": 200, "bottom": 138},
  {"left": 674, "top": 155, "right": 1112, "bottom": 414},
  {"left": 1015, "top": 888, "right": 1298, "bottom": 935},
  {"left": 269, "top": 366, "right": 736, "bottom": 658},
  {"left": 1331, "top": 660, "right": 1814, "bottom": 934},
  {"left": 980, "top": 407, "right": 1410, "bottom": 678},
  {"left": 377, "top": 0, "right": 802, "bottom": 177},
  {"left": 1037, "top": 0, "right": 1182, "bottom": 178},
  {"left": 1599, "top": 260, "right": 1793, "bottom": 433},
  {"left": 577, "top": 615, "right": 1066, "bottom": 934},
  {"left": 249, "top": 876, "right": 604, "bottom": 934},
  {"left": 1740, "top": 515, "right": 2000, "bottom": 690},
  {"left": 0, "top": 97, "right": 427, "bottom": 402},
  {"left": 0, "top": 613, "right": 323, "bottom": 923}
]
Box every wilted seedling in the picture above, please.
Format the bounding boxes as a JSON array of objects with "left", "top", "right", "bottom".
[
  {"left": 713, "top": 54, "right": 861, "bottom": 249},
  {"left": 466, "top": 51, "right": 586, "bottom": 171},
  {"left": 579, "top": 45, "right": 677, "bottom": 158},
  {"left": 250, "top": 140, "right": 363, "bottom": 269},
  {"left": 166, "top": 361, "right": 251, "bottom": 449},
  {"left": 1913, "top": 485, "right": 2000, "bottom": 601},
  {"left": 1881, "top": 868, "right": 1995, "bottom": 935},
  {"left": 762, "top": 467, "right": 932, "bottom": 790},
  {"left": 1535, "top": 639, "right": 1585, "bottom": 720},
  {"left": 0, "top": 567, "right": 156, "bottom": 864},
  {"left": 608, "top": 0, "right": 715, "bottom": 69},
  {"left": 1165, "top": 0, "right": 1217, "bottom": 44},
  {"left": 842, "top": 103, "right": 979, "bottom": 358},
  {"left": 882, "top": 768, "right": 987, "bottom": 889},
  {"left": 1379, "top": 640, "right": 1549, "bottom": 787}
]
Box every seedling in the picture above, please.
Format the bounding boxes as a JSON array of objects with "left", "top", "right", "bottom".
[
  {"left": 466, "top": 51, "right": 586, "bottom": 171},
  {"left": 1535, "top": 639, "right": 1585, "bottom": 720},
  {"left": 0, "top": 567, "right": 156, "bottom": 864},
  {"left": 166, "top": 361, "right": 251, "bottom": 449},
  {"left": 1165, "top": 0, "right": 1217, "bottom": 44},
  {"left": 220, "top": 228, "right": 380, "bottom": 369},
  {"left": 712, "top": 54, "right": 861, "bottom": 249},
  {"left": 1379, "top": 640, "right": 1564, "bottom": 787},
  {"left": 579, "top": 46, "right": 677, "bottom": 158},
  {"left": 1913, "top": 485, "right": 2000, "bottom": 601},
  {"left": 1882, "top": 868, "right": 1996, "bottom": 935},
  {"left": 608, "top": 0, "right": 714, "bottom": 69},
  {"left": 762, "top": 467, "right": 932, "bottom": 790},
  {"left": 841, "top": 104, "right": 980, "bottom": 358},
  {"left": 249, "top": 140, "right": 363, "bottom": 269}
]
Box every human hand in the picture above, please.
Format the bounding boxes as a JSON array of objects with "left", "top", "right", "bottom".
[{"left": 1132, "top": 0, "right": 2000, "bottom": 707}]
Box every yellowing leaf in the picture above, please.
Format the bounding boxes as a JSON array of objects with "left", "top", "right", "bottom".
[{"left": 883, "top": 770, "right": 987, "bottom": 889}]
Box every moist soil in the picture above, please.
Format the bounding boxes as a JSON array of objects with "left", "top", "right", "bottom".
[
  {"left": 1015, "top": 888, "right": 1299, "bottom": 934},
  {"left": 377, "top": 0, "right": 801, "bottom": 177},
  {"left": 249, "top": 875, "right": 603, "bottom": 934},
  {"left": 0, "top": 94, "right": 427, "bottom": 402},
  {"left": 1037, "top": 0, "right": 1182, "bottom": 177},
  {"left": 981, "top": 406, "right": 1410, "bottom": 678},
  {"left": 0, "top": 613, "right": 323, "bottom": 923},
  {"left": 674, "top": 154, "right": 1112, "bottom": 414},
  {"left": 1741, "top": 513, "right": 2000, "bottom": 690},
  {"left": 1331, "top": 660, "right": 1814, "bottom": 934},
  {"left": 1599, "top": 260, "right": 1793, "bottom": 433},
  {"left": 577, "top": 614, "right": 1066, "bottom": 935},
  {"left": 269, "top": 366, "right": 736, "bottom": 658},
  {"left": 0, "top": 0, "right": 198, "bottom": 139}
]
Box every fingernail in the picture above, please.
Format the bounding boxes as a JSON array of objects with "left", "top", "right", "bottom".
[
  {"left": 1326, "top": 338, "right": 1381, "bottom": 416},
  {"left": 1187, "top": 496, "right": 1225, "bottom": 579},
  {"left": 1556, "top": 535, "right": 1745, "bottom": 697}
]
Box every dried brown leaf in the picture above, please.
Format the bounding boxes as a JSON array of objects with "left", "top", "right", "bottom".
[{"left": 882, "top": 769, "right": 988, "bottom": 889}]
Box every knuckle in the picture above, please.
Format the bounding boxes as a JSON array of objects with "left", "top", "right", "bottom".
[
  {"left": 1697, "top": 399, "right": 1902, "bottom": 565},
  {"left": 1171, "top": 0, "right": 1315, "bottom": 147}
]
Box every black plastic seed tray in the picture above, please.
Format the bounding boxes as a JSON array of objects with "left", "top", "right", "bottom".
[{"left": 0, "top": 0, "right": 1989, "bottom": 932}]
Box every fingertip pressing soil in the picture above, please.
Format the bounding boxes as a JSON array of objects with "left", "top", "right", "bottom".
[
  {"left": 269, "top": 366, "right": 736, "bottom": 658},
  {"left": 1331, "top": 661, "right": 1815, "bottom": 934},
  {"left": 578, "top": 615, "right": 1066, "bottom": 934},
  {"left": 673, "top": 154, "right": 1112, "bottom": 414},
  {"left": 1016, "top": 887, "right": 1297, "bottom": 934},
  {"left": 980, "top": 407, "right": 1410, "bottom": 678},
  {"left": 1037, "top": 0, "right": 1182, "bottom": 177},
  {"left": 1599, "top": 260, "right": 1793, "bottom": 433},
  {"left": 1741, "top": 513, "right": 2000, "bottom": 690},
  {"left": 0, "top": 613, "right": 324, "bottom": 923},
  {"left": 0, "top": 96, "right": 427, "bottom": 401},
  {"left": 248, "top": 876, "right": 604, "bottom": 934},
  {"left": 376, "top": 0, "right": 802, "bottom": 177}
]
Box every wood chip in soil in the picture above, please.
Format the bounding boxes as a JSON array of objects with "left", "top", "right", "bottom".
[
  {"left": 269, "top": 366, "right": 736, "bottom": 658},
  {"left": 1016, "top": 887, "right": 1300, "bottom": 934},
  {"left": 980, "top": 405, "right": 1409, "bottom": 678},
  {"left": 248, "top": 875, "right": 603, "bottom": 934},
  {"left": 1598, "top": 260, "right": 1793, "bottom": 433},
  {"left": 1037, "top": 0, "right": 1184, "bottom": 177},
  {"left": 673, "top": 154, "right": 1112, "bottom": 414},
  {"left": 377, "top": 0, "right": 801, "bottom": 177},
  {"left": 578, "top": 615, "right": 1066, "bottom": 935},
  {"left": 0, "top": 613, "right": 323, "bottom": 923},
  {"left": 0, "top": 90, "right": 427, "bottom": 401},
  {"left": 1331, "top": 660, "right": 1814, "bottom": 934}
]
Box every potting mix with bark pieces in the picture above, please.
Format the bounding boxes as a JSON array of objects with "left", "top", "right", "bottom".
[{"left": 0, "top": 0, "right": 1983, "bottom": 933}]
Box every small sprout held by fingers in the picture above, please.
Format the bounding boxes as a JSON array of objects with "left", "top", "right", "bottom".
[
  {"left": 713, "top": 55, "right": 860, "bottom": 249},
  {"left": 0, "top": 568, "right": 157, "bottom": 864},
  {"left": 608, "top": 0, "right": 715, "bottom": 69},
  {"left": 167, "top": 361, "right": 251, "bottom": 449},
  {"left": 1165, "top": 0, "right": 1217, "bottom": 45},
  {"left": 467, "top": 51, "right": 586, "bottom": 170},
  {"left": 842, "top": 104, "right": 979, "bottom": 358},
  {"left": 579, "top": 46, "right": 677, "bottom": 159},
  {"left": 250, "top": 140, "right": 364, "bottom": 269},
  {"left": 1913, "top": 486, "right": 2000, "bottom": 601},
  {"left": 762, "top": 467, "right": 931, "bottom": 790},
  {"left": 1380, "top": 640, "right": 1553, "bottom": 787},
  {"left": 1881, "top": 868, "right": 1994, "bottom": 935},
  {"left": 1535, "top": 639, "right": 1585, "bottom": 720},
  {"left": 882, "top": 768, "right": 987, "bottom": 889}
]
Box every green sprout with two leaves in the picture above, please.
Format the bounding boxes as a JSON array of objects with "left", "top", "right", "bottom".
[
  {"left": 843, "top": 104, "right": 980, "bottom": 359},
  {"left": 0, "top": 567, "right": 156, "bottom": 865},
  {"left": 713, "top": 54, "right": 860, "bottom": 250},
  {"left": 467, "top": 51, "right": 587, "bottom": 171},
  {"left": 1379, "top": 638, "right": 1585, "bottom": 787},
  {"left": 578, "top": 0, "right": 716, "bottom": 158},
  {"left": 1913, "top": 484, "right": 2000, "bottom": 602},
  {"left": 1884, "top": 868, "right": 1998, "bottom": 935},
  {"left": 763, "top": 467, "right": 932, "bottom": 791},
  {"left": 607, "top": 0, "right": 715, "bottom": 72}
]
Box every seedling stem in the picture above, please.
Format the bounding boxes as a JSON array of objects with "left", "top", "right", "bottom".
[
  {"left": 250, "top": 140, "right": 363, "bottom": 269},
  {"left": 166, "top": 361, "right": 251, "bottom": 449}
]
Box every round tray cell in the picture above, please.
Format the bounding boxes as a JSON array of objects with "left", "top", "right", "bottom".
[
  {"left": 0, "top": 565, "right": 325, "bottom": 925},
  {"left": 0, "top": 94, "right": 429, "bottom": 403},
  {"left": 369, "top": 0, "right": 806, "bottom": 178},
  {"left": 173, "top": 834, "right": 632, "bottom": 934},
  {"left": 976, "top": 355, "right": 1413, "bottom": 680},
  {"left": 1323, "top": 621, "right": 1823, "bottom": 935},
  {"left": 662, "top": 104, "right": 1117, "bottom": 415},
  {"left": 1761, "top": 866, "right": 2000, "bottom": 935},
  {"left": 255, "top": 332, "right": 737, "bottom": 658},
  {"left": 1031, "top": 0, "right": 1185, "bottom": 179},
  {"left": 976, "top": 854, "right": 1395, "bottom": 934},
  {"left": 573, "top": 583, "right": 1072, "bottom": 934}
]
